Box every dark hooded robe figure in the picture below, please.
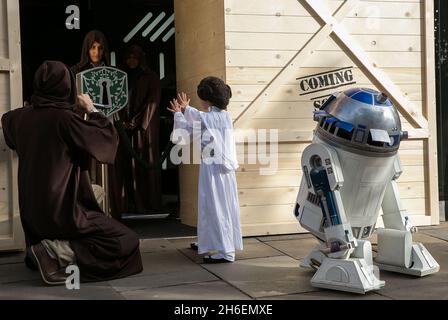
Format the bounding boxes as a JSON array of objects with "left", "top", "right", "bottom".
[
  {"left": 70, "top": 30, "right": 111, "bottom": 203},
  {"left": 70, "top": 30, "right": 110, "bottom": 75},
  {"left": 1, "top": 61, "right": 143, "bottom": 285},
  {"left": 109, "top": 45, "right": 161, "bottom": 217}
]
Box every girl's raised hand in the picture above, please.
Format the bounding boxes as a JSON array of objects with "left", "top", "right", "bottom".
[
  {"left": 177, "top": 92, "right": 190, "bottom": 110},
  {"left": 167, "top": 99, "right": 182, "bottom": 114}
]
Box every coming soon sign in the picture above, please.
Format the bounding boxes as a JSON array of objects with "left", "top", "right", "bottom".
[{"left": 297, "top": 66, "right": 356, "bottom": 108}]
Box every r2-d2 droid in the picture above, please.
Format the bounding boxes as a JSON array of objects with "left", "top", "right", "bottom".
[{"left": 294, "top": 88, "right": 439, "bottom": 294}]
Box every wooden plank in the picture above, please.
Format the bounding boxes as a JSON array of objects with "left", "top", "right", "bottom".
[
  {"left": 238, "top": 182, "right": 425, "bottom": 208},
  {"left": 0, "top": 57, "right": 9, "bottom": 71},
  {"left": 397, "top": 181, "right": 425, "bottom": 199},
  {"left": 241, "top": 118, "right": 427, "bottom": 133},
  {"left": 236, "top": 164, "right": 425, "bottom": 189},
  {"left": 239, "top": 158, "right": 301, "bottom": 172},
  {"left": 237, "top": 170, "right": 302, "bottom": 188},
  {"left": 226, "top": 33, "right": 422, "bottom": 52},
  {"left": 240, "top": 204, "right": 296, "bottom": 225},
  {"left": 401, "top": 198, "right": 427, "bottom": 215},
  {"left": 0, "top": 72, "right": 10, "bottom": 113},
  {"left": 242, "top": 222, "right": 305, "bottom": 236},
  {"left": 397, "top": 149, "right": 424, "bottom": 166},
  {"left": 0, "top": 0, "right": 8, "bottom": 59},
  {"left": 225, "top": 0, "right": 342, "bottom": 17},
  {"left": 226, "top": 15, "right": 421, "bottom": 35},
  {"left": 227, "top": 67, "right": 423, "bottom": 86},
  {"left": 225, "top": 0, "right": 421, "bottom": 19},
  {"left": 227, "top": 50, "right": 423, "bottom": 68},
  {"left": 300, "top": 0, "right": 428, "bottom": 129},
  {"left": 422, "top": 0, "right": 439, "bottom": 224},
  {"left": 367, "top": 0, "right": 421, "bottom": 3},
  {"left": 400, "top": 140, "right": 424, "bottom": 150},
  {"left": 238, "top": 142, "right": 310, "bottom": 154},
  {"left": 230, "top": 84, "right": 423, "bottom": 102},
  {"left": 229, "top": 100, "right": 424, "bottom": 121},
  {"left": 239, "top": 188, "right": 299, "bottom": 207}
]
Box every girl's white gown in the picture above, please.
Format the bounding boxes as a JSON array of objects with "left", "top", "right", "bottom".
[{"left": 173, "top": 106, "right": 243, "bottom": 260}]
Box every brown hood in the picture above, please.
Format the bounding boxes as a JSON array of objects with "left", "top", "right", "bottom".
[{"left": 31, "top": 60, "right": 76, "bottom": 109}]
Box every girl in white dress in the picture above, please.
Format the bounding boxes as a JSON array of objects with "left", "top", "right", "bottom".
[{"left": 168, "top": 77, "right": 243, "bottom": 263}]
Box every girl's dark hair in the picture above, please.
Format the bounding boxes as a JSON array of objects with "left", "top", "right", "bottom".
[
  {"left": 197, "top": 76, "right": 232, "bottom": 110},
  {"left": 78, "top": 30, "right": 110, "bottom": 67}
]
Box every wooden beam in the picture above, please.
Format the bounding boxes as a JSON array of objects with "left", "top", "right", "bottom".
[
  {"left": 233, "top": 0, "right": 360, "bottom": 129},
  {"left": 3, "top": 0, "right": 25, "bottom": 251},
  {"left": 407, "top": 129, "right": 429, "bottom": 140},
  {"left": 422, "top": 0, "right": 439, "bottom": 224},
  {"left": 302, "top": 0, "right": 428, "bottom": 130},
  {"left": 0, "top": 58, "right": 10, "bottom": 71}
]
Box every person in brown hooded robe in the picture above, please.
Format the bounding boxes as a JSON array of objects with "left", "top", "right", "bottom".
[
  {"left": 71, "top": 30, "right": 110, "bottom": 195},
  {"left": 1, "top": 61, "right": 143, "bottom": 285},
  {"left": 71, "top": 29, "right": 110, "bottom": 75},
  {"left": 109, "top": 44, "right": 161, "bottom": 218}
]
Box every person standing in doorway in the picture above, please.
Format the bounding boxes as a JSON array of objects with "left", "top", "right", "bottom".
[
  {"left": 109, "top": 44, "right": 162, "bottom": 218},
  {"left": 71, "top": 30, "right": 110, "bottom": 205}
]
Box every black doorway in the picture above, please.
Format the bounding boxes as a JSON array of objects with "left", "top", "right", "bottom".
[{"left": 19, "top": 0, "right": 195, "bottom": 237}]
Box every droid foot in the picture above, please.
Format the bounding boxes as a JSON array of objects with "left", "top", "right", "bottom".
[
  {"left": 310, "top": 258, "right": 385, "bottom": 294},
  {"left": 375, "top": 243, "right": 439, "bottom": 277}
]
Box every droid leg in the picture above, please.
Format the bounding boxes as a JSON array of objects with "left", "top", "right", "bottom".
[
  {"left": 297, "top": 143, "right": 384, "bottom": 293},
  {"left": 375, "top": 157, "right": 439, "bottom": 276}
]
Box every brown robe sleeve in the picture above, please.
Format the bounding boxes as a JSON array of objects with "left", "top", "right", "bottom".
[
  {"left": 63, "top": 111, "right": 119, "bottom": 164},
  {"left": 131, "top": 71, "right": 161, "bottom": 131},
  {"left": 1, "top": 110, "right": 17, "bottom": 150}
]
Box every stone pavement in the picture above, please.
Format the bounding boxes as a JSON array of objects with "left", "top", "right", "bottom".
[{"left": 1, "top": 223, "right": 448, "bottom": 300}]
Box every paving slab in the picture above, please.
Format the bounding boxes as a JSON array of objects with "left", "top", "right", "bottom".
[
  {"left": 201, "top": 256, "right": 317, "bottom": 299},
  {"left": 257, "top": 233, "right": 314, "bottom": 242},
  {"left": 168, "top": 237, "right": 283, "bottom": 264},
  {"left": 412, "top": 232, "right": 446, "bottom": 244},
  {"left": 418, "top": 223, "right": 448, "bottom": 230},
  {"left": 265, "top": 290, "right": 391, "bottom": 300},
  {"left": 372, "top": 242, "right": 448, "bottom": 297},
  {"left": 0, "top": 279, "right": 123, "bottom": 300},
  {"left": 0, "top": 251, "right": 25, "bottom": 265},
  {"left": 419, "top": 228, "right": 448, "bottom": 242},
  {"left": 376, "top": 279, "right": 448, "bottom": 300},
  {"left": 109, "top": 250, "right": 217, "bottom": 292},
  {"left": 168, "top": 238, "right": 206, "bottom": 263},
  {"left": 263, "top": 238, "right": 319, "bottom": 260},
  {"left": 139, "top": 239, "right": 177, "bottom": 253},
  {"left": 120, "top": 280, "right": 251, "bottom": 300},
  {"left": 0, "top": 263, "right": 40, "bottom": 284},
  {"left": 109, "top": 268, "right": 217, "bottom": 293},
  {"left": 236, "top": 241, "right": 284, "bottom": 261},
  {"left": 168, "top": 237, "right": 198, "bottom": 250}
]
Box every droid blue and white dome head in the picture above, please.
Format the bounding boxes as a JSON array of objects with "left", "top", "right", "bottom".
[{"left": 313, "top": 87, "right": 408, "bottom": 156}]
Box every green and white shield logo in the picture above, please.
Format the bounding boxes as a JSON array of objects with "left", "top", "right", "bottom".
[{"left": 76, "top": 66, "right": 128, "bottom": 117}]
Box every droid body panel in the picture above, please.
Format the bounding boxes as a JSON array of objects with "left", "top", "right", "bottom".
[{"left": 295, "top": 88, "right": 439, "bottom": 294}]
